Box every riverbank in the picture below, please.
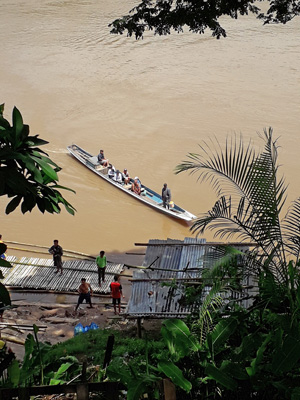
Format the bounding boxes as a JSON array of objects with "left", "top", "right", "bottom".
[{"left": 1, "top": 264, "right": 135, "bottom": 360}]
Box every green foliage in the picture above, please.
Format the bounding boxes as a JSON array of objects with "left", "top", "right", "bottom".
[
  {"left": 1, "top": 326, "right": 80, "bottom": 388},
  {"left": 0, "top": 103, "right": 75, "bottom": 215},
  {"left": 110, "top": 0, "right": 300, "bottom": 39},
  {"left": 170, "top": 129, "right": 300, "bottom": 398},
  {"left": 161, "top": 319, "right": 200, "bottom": 362},
  {"left": 0, "top": 283, "right": 11, "bottom": 308},
  {"left": 158, "top": 360, "right": 192, "bottom": 392}
]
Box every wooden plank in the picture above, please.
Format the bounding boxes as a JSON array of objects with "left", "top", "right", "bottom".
[
  {"left": 0, "top": 322, "right": 47, "bottom": 328},
  {"left": 1, "top": 334, "right": 26, "bottom": 345},
  {"left": 0, "top": 382, "right": 126, "bottom": 398},
  {"left": 77, "top": 383, "right": 89, "bottom": 400}
]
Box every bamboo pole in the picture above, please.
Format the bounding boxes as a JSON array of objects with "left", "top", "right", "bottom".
[
  {"left": 0, "top": 322, "right": 47, "bottom": 328},
  {"left": 7, "top": 246, "right": 94, "bottom": 260},
  {"left": 129, "top": 277, "right": 202, "bottom": 282},
  {"left": 1, "top": 334, "right": 25, "bottom": 345},
  {"left": 5, "top": 240, "right": 95, "bottom": 259},
  {"left": 125, "top": 252, "right": 146, "bottom": 255},
  {"left": 135, "top": 242, "right": 257, "bottom": 247}
]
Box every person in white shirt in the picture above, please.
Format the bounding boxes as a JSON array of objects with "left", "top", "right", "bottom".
[
  {"left": 108, "top": 165, "right": 116, "bottom": 179},
  {"left": 122, "top": 168, "right": 130, "bottom": 184},
  {"left": 113, "top": 169, "right": 123, "bottom": 184}
]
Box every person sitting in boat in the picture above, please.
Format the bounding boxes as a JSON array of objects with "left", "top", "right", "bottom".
[
  {"left": 108, "top": 165, "right": 116, "bottom": 179},
  {"left": 112, "top": 169, "right": 123, "bottom": 184},
  {"left": 97, "top": 149, "right": 109, "bottom": 167},
  {"left": 135, "top": 176, "right": 141, "bottom": 187},
  {"left": 122, "top": 168, "right": 130, "bottom": 184},
  {"left": 131, "top": 177, "right": 141, "bottom": 195}
]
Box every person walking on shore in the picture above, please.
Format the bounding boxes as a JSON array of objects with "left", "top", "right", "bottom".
[
  {"left": 75, "top": 278, "right": 93, "bottom": 312},
  {"left": 110, "top": 275, "right": 124, "bottom": 315},
  {"left": 48, "top": 239, "right": 63, "bottom": 275},
  {"left": 96, "top": 250, "right": 107, "bottom": 286}
]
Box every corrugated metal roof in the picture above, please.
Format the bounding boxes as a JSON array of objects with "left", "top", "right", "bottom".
[{"left": 1, "top": 256, "right": 123, "bottom": 294}]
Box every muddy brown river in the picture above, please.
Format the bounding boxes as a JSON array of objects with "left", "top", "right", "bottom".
[{"left": 1, "top": 0, "right": 299, "bottom": 256}]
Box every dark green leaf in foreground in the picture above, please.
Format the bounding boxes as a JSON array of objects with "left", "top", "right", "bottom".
[{"left": 158, "top": 360, "right": 192, "bottom": 392}]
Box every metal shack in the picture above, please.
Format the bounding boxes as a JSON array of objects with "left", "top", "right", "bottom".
[{"left": 126, "top": 237, "right": 253, "bottom": 335}]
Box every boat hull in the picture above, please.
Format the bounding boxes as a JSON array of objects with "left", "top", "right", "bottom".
[{"left": 67, "top": 144, "right": 197, "bottom": 222}]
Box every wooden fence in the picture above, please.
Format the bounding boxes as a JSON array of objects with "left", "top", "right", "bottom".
[{"left": 0, "top": 381, "right": 125, "bottom": 400}]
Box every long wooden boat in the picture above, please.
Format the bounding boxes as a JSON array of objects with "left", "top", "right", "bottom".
[{"left": 67, "top": 144, "right": 197, "bottom": 222}]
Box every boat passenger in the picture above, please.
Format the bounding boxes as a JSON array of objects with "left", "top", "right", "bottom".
[
  {"left": 97, "top": 149, "right": 109, "bottom": 167},
  {"left": 122, "top": 168, "right": 130, "bottom": 184},
  {"left": 162, "top": 183, "right": 171, "bottom": 209},
  {"left": 113, "top": 169, "right": 123, "bottom": 184},
  {"left": 108, "top": 165, "right": 116, "bottom": 179},
  {"left": 135, "top": 176, "right": 141, "bottom": 187},
  {"left": 131, "top": 177, "right": 141, "bottom": 195}
]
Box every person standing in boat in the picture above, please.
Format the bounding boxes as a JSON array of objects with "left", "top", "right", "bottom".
[
  {"left": 162, "top": 183, "right": 171, "bottom": 209},
  {"left": 96, "top": 250, "right": 107, "bottom": 286},
  {"left": 97, "top": 149, "right": 109, "bottom": 167},
  {"left": 49, "top": 240, "right": 63, "bottom": 275}
]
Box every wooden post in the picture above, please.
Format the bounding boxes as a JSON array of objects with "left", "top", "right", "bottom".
[
  {"left": 18, "top": 387, "right": 30, "bottom": 400},
  {"left": 76, "top": 383, "right": 89, "bottom": 400},
  {"left": 163, "top": 379, "right": 176, "bottom": 400},
  {"left": 103, "top": 334, "right": 115, "bottom": 369},
  {"left": 82, "top": 360, "right": 87, "bottom": 381},
  {"left": 137, "top": 317, "right": 142, "bottom": 338}
]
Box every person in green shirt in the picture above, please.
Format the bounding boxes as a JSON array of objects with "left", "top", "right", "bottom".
[{"left": 96, "top": 250, "right": 107, "bottom": 286}]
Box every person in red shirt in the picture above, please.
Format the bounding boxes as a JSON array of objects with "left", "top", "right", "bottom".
[{"left": 110, "top": 275, "right": 125, "bottom": 315}]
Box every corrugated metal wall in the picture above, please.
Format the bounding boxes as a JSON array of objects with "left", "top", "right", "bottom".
[{"left": 127, "top": 238, "right": 207, "bottom": 318}]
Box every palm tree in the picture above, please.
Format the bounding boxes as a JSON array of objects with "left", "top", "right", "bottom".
[
  {"left": 176, "top": 128, "right": 300, "bottom": 288},
  {"left": 172, "top": 128, "right": 300, "bottom": 398}
]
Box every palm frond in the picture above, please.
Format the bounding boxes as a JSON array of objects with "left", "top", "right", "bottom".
[
  {"left": 191, "top": 282, "right": 225, "bottom": 345},
  {"left": 282, "top": 198, "right": 300, "bottom": 259},
  {"left": 175, "top": 135, "right": 256, "bottom": 199},
  {"left": 180, "top": 129, "right": 288, "bottom": 270},
  {"left": 202, "top": 245, "right": 245, "bottom": 280}
]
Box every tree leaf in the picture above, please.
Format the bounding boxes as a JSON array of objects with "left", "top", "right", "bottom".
[
  {"left": 209, "top": 317, "right": 238, "bottom": 352},
  {"left": 31, "top": 155, "right": 59, "bottom": 181},
  {"left": 5, "top": 195, "right": 22, "bottom": 214},
  {"left": 161, "top": 319, "right": 200, "bottom": 359},
  {"left": 272, "top": 334, "right": 300, "bottom": 373},
  {"left": 12, "top": 107, "right": 24, "bottom": 139},
  {"left": 205, "top": 363, "right": 237, "bottom": 391},
  {"left": 0, "top": 282, "right": 11, "bottom": 306},
  {"left": 7, "top": 359, "right": 20, "bottom": 387},
  {"left": 53, "top": 362, "right": 73, "bottom": 380},
  {"left": 158, "top": 360, "right": 192, "bottom": 392}
]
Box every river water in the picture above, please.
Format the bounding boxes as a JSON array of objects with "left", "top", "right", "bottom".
[{"left": 1, "top": 0, "right": 299, "bottom": 257}]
